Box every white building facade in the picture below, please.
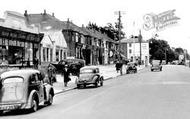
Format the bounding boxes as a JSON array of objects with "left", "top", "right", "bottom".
[{"left": 121, "top": 37, "right": 150, "bottom": 65}]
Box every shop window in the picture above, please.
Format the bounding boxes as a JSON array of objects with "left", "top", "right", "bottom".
[{"left": 50, "top": 49, "right": 53, "bottom": 62}]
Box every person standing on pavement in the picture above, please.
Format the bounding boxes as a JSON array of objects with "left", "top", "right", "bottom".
[
  {"left": 62, "top": 64, "right": 71, "bottom": 87},
  {"left": 115, "top": 60, "right": 123, "bottom": 75}
]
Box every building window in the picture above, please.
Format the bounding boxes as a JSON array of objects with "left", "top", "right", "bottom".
[
  {"left": 43, "top": 48, "right": 46, "bottom": 62},
  {"left": 50, "top": 49, "right": 53, "bottom": 62},
  {"left": 46, "top": 48, "right": 49, "bottom": 62},
  {"left": 56, "top": 49, "right": 59, "bottom": 61},
  {"left": 64, "top": 51, "right": 66, "bottom": 59},
  {"left": 60, "top": 50, "right": 63, "bottom": 60},
  {"left": 129, "top": 49, "right": 132, "bottom": 54},
  {"left": 129, "top": 43, "right": 132, "bottom": 47}
]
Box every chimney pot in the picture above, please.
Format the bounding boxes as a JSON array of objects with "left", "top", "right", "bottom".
[
  {"left": 24, "top": 10, "right": 28, "bottom": 16},
  {"left": 44, "top": 9, "right": 46, "bottom": 14}
]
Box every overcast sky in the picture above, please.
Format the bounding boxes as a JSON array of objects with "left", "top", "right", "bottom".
[{"left": 0, "top": 0, "right": 189, "bottom": 53}]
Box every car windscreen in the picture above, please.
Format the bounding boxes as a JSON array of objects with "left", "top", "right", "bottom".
[
  {"left": 80, "top": 69, "right": 94, "bottom": 74},
  {"left": 3, "top": 77, "right": 24, "bottom": 84}
]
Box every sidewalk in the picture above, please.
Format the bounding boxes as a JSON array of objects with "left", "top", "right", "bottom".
[{"left": 53, "top": 64, "right": 145, "bottom": 94}]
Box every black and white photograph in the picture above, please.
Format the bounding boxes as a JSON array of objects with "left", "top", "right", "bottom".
[{"left": 0, "top": 0, "right": 189, "bottom": 118}]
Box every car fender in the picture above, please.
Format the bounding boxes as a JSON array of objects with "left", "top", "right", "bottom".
[
  {"left": 44, "top": 84, "right": 54, "bottom": 101},
  {"left": 26, "top": 90, "right": 39, "bottom": 109}
]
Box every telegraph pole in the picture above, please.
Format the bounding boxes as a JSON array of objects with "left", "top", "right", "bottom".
[
  {"left": 138, "top": 30, "right": 142, "bottom": 65},
  {"left": 115, "top": 11, "right": 124, "bottom": 60}
]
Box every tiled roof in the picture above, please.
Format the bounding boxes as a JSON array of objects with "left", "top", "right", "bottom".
[
  {"left": 120, "top": 37, "right": 147, "bottom": 43},
  {"left": 25, "top": 13, "right": 67, "bottom": 31}
]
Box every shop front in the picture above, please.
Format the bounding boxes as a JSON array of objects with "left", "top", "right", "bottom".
[{"left": 0, "top": 26, "right": 43, "bottom": 67}]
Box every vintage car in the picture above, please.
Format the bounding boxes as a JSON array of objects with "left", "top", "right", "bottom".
[
  {"left": 126, "top": 62, "right": 137, "bottom": 74},
  {"left": 76, "top": 66, "right": 104, "bottom": 88},
  {"left": 0, "top": 69, "right": 54, "bottom": 114},
  {"left": 151, "top": 60, "right": 162, "bottom": 71},
  {"left": 51, "top": 58, "right": 85, "bottom": 75}
]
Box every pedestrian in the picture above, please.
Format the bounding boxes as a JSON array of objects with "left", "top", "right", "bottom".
[
  {"left": 33, "top": 57, "right": 39, "bottom": 69},
  {"left": 115, "top": 60, "right": 123, "bottom": 75},
  {"left": 47, "top": 63, "right": 56, "bottom": 85},
  {"left": 62, "top": 64, "right": 71, "bottom": 87}
]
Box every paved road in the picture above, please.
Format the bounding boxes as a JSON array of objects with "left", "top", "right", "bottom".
[{"left": 1, "top": 65, "right": 190, "bottom": 119}]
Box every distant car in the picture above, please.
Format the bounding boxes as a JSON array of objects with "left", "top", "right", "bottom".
[
  {"left": 76, "top": 66, "right": 104, "bottom": 88},
  {"left": 126, "top": 62, "right": 137, "bottom": 74},
  {"left": 151, "top": 60, "right": 162, "bottom": 71},
  {"left": 0, "top": 69, "right": 54, "bottom": 114}
]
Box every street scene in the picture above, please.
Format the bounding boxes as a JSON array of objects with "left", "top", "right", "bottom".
[{"left": 0, "top": 0, "right": 190, "bottom": 118}]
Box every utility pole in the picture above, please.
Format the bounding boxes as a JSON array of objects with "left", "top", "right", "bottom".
[
  {"left": 115, "top": 11, "right": 125, "bottom": 60},
  {"left": 138, "top": 30, "right": 142, "bottom": 65}
]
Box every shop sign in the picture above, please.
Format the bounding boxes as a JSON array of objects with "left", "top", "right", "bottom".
[
  {"left": 9, "top": 40, "right": 17, "bottom": 46},
  {"left": 16, "top": 41, "right": 24, "bottom": 47},
  {"left": 2, "top": 39, "right": 8, "bottom": 46},
  {"left": 1, "top": 31, "right": 9, "bottom": 37}
]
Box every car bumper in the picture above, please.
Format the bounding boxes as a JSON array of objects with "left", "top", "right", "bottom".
[{"left": 76, "top": 80, "right": 95, "bottom": 85}]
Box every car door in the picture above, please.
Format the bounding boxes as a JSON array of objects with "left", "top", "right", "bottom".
[{"left": 29, "top": 73, "right": 44, "bottom": 103}]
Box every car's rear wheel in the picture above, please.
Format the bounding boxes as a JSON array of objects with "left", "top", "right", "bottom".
[
  {"left": 0, "top": 110, "right": 4, "bottom": 115},
  {"left": 31, "top": 97, "right": 38, "bottom": 112},
  {"left": 100, "top": 81, "right": 103, "bottom": 86},
  {"left": 94, "top": 82, "right": 98, "bottom": 88},
  {"left": 77, "top": 84, "right": 80, "bottom": 89},
  {"left": 47, "top": 93, "right": 53, "bottom": 106}
]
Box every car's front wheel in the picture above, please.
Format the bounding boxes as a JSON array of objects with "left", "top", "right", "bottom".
[
  {"left": 100, "top": 79, "right": 103, "bottom": 86},
  {"left": 47, "top": 93, "right": 53, "bottom": 106},
  {"left": 31, "top": 97, "right": 38, "bottom": 112}
]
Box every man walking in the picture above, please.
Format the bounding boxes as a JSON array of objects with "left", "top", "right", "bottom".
[{"left": 62, "top": 65, "right": 71, "bottom": 87}]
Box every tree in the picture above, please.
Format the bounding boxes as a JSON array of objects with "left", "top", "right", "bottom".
[
  {"left": 86, "top": 22, "right": 125, "bottom": 41},
  {"left": 149, "top": 38, "right": 175, "bottom": 63}
]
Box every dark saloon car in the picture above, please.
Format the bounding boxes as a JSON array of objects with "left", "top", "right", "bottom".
[
  {"left": 126, "top": 62, "right": 137, "bottom": 74},
  {"left": 51, "top": 58, "right": 85, "bottom": 76},
  {"left": 0, "top": 69, "right": 54, "bottom": 114},
  {"left": 76, "top": 66, "right": 104, "bottom": 88}
]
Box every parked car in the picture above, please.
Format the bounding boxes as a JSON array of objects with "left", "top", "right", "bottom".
[
  {"left": 76, "top": 66, "right": 104, "bottom": 88},
  {"left": 151, "top": 60, "right": 162, "bottom": 71},
  {"left": 0, "top": 69, "right": 54, "bottom": 114},
  {"left": 126, "top": 62, "right": 137, "bottom": 74},
  {"left": 51, "top": 58, "right": 85, "bottom": 76}
]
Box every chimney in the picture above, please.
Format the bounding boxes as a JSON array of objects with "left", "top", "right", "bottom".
[
  {"left": 52, "top": 13, "right": 54, "bottom": 17},
  {"left": 44, "top": 9, "right": 46, "bottom": 14},
  {"left": 24, "top": 10, "right": 28, "bottom": 16}
]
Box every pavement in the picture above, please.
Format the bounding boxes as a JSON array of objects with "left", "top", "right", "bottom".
[{"left": 53, "top": 64, "right": 146, "bottom": 94}]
